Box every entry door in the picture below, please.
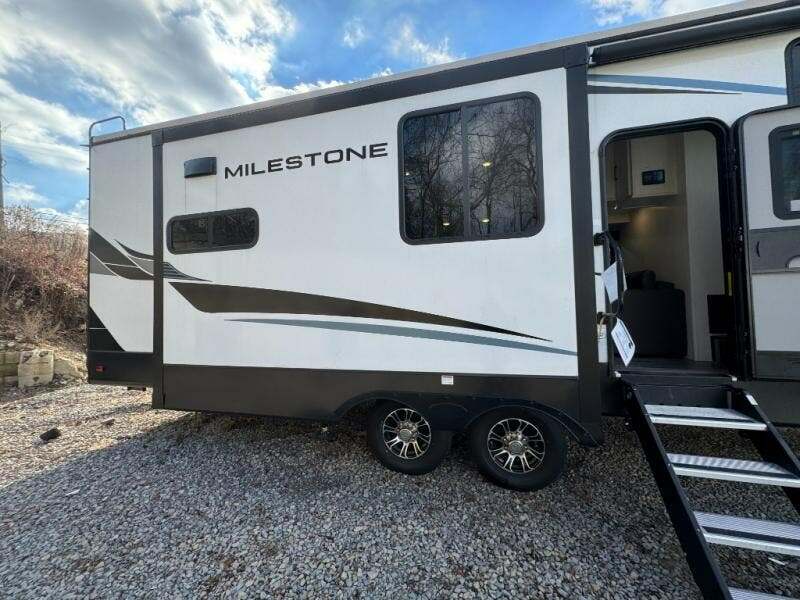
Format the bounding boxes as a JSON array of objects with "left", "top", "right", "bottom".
[{"left": 738, "top": 106, "right": 800, "bottom": 380}]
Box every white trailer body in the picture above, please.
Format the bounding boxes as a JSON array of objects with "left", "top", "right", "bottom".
[{"left": 88, "top": 0, "right": 800, "bottom": 442}]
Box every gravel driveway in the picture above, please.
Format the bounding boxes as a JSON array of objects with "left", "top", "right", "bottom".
[{"left": 1, "top": 384, "right": 799, "bottom": 599}]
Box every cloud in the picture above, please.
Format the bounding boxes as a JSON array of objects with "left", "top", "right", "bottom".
[
  {"left": 0, "top": 1, "right": 297, "bottom": 126},
  {"left": 342, "top": 18, "right": 367, "bottom": 48},
  {"left": 587, "top": 0, "right": 738, "bottom": 25},
  {"left": 5, "top": 181, "right": 50, "bottom": 205},
  {"left": 389, "top": 21, "right": 460, "bottom": 67},
  {"left": 0, "top": 79, "right": 90, "bottom": 173}
]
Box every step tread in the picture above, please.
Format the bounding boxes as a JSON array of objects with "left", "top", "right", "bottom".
[
  {"left": 668, "top": 453, "right": 800, "bottom": 487},
  {"left": 645, "top": 404, "right": 766, "bottom": 430},
  {"left": 730, "top": 588, "right": 799, "bottom": 600},
  {"left": 695, "top": 511, "right": 800, "bottom": 556}
]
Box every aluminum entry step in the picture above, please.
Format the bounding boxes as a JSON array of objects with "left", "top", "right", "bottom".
[
  {"left": 668, "top": 454, "right": 800, "bottom": 487},
  {"left": 695, "top": 512, "right": 800, "bottom": 556},
  {"left": 645, "top": 404, "right": 766, "bottom": 430},
  {"left": 730, "top": 589, "right": 799, "bottom": 600}
]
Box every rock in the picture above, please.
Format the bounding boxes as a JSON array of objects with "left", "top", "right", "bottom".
[
  {"left": 39, "top": 427, "right": 61, "bottom": 442},
  {"left": 18, "top": 350, "right": 54, "bottom": 388},
  {"left": 101, "top": 418, "right": 115, "bottom": 427},
  {"left": 54, "top": 357, "right": 82, "bottom": 379}
]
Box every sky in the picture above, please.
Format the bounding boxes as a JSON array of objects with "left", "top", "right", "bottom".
[{"left": 0, "top": 0, "right": 740, "bottom": 226}]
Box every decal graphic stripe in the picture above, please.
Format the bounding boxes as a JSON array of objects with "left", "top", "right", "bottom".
[
  {"left": 90, "top": 229, "right": 203, "bottom": 281},
  {"left": 172, "top": 282, "right": 551, "bottom": 342},
  {"left": 89, "top": 229, "right": 137, "bottom": 267},
  {"left": 588, "top": 85, "right": 731, "bottom": 95},
  {"left": 89, "top": 253, "right": 116, "bottom": 276},
  {"left": 117, "top": 240, "right": 154, "bottom": 260},
  {"left": 230, "top": 318, "right": 575, "bottom": 355},
  {"left": 587, "top": 74, "right": 786, "bottom": 95}
]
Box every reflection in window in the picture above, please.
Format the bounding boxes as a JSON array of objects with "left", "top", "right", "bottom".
[
  {"left": 402, "top": 110, "right": 464, "bottom": 240},
  {"left": 466, "top": 98, "right": 540, "bottom": 237},
  {"left": 212, "top": 210, "right": 258, "bottom": 247},
  {"left": 400, "top": 95, "right": 541, "bottom": 243},
  {"left": 771, "top": 126, "right": 800, "bottom": 220},
  {"left": 170, "top": 216, "right": 209, "bottom": 252},
  {"left": 169, "top": 209, "right": 258, "bottom": 253}
]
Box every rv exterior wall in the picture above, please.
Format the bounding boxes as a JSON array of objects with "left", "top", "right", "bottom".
[
  {"left": 89, "top": 135, "right": 154, "bottom": 353},
  {"left": 161, "top": 68, "right": 579, "bottom": 379}
]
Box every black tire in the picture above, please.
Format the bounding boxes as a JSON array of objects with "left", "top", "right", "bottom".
[
  {"left": 366, "top": 401, "right": 452, "bottom": 475},
  {"left": 469, "top": 407, "right": 567, "bottom": 491}
]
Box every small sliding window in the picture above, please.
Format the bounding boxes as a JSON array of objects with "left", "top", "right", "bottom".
[
  {"left": 769, "top": 124, "right": 800, "bottom": 221},
  {"left": 168, "top": 208, "right": 259, "bottom": 253},
  {"left": 399, "top": 93, "right": 544, "bottom": 244}
]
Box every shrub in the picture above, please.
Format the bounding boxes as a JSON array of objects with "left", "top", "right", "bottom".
[{"left": 0, "top": 206, "right": 87, "bottom": 344}]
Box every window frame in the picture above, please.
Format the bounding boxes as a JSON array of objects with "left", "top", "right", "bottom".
[
  {"left": 785, "top": 37, "right": 800, "bottom": 106},
  {"left": 768, "top": 123, "right": 800, "bottom": 221},
  {"left": 167, "top": 207, "right": 260, "bottom": 254},
  {"left": 397, "top": 92, "right": 545, "bottom": 245}
]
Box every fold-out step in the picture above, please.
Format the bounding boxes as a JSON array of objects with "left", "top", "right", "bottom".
[
  {"left": 668, "top": 454, "right": 800, "bottom": 487},
  {"left": 730, "top": 589, "right": 799, "bottom": 600},
  {"left": 645, "top": 404, "right": 766, "bottom": 430},
  {"left": 695, "top": 512, "right": 800, "bottom": 556}
]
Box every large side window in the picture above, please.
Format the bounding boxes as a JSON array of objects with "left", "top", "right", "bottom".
[
  {"left": 769, "top": 125, "right": 800, "bottom": 221},
  {"left": 787, "top": 38, "right": 800, "bottom": 105},
  {"left": 168, "top": 208, "right": 258, "bottom": 253},
  {"left": 400, "top": 94, "right": 543, "bottom": 243}
]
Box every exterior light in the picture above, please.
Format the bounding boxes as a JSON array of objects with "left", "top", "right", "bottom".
[
  {"left": 404, "top": 171, "right": 411, "bottom": 176},
  {"left": 481, "top": 218, "right": 490, "bottom": 223},
  {"left": 482, "top": 161, "right": 492, "bottom": 167},
  {"left": 442, "top": 221, "right": 450, "bottom": 227}
]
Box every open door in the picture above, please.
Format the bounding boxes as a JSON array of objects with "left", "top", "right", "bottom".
[{"left": 738, "top": 105, "right": 800, "bottom": 380}]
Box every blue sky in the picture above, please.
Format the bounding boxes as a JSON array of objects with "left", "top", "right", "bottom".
[{"left": 0, "top": 0, "right": 736, "bottom": 225}]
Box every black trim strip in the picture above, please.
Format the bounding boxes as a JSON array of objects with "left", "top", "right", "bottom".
[
  {"left": 566, "top": 49, "right": 602, "bottom": 436},
  {"left": 171, "top": 281, "right": 551, "bottom": 342},
  {"left": 592, "top": 5, "right": 800, "bottom": 65},
  {"left": 161, "top": 364, "right": 598, "bottom": 443},
  {"left": 161, "top": 49, "right": 566, "bottom": 144},
  {"left": 588, "top": 85, "right": 732, "bottom": 95}
]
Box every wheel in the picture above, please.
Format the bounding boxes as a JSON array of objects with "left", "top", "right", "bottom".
[
  {"left": 366, "top": 401, "right": 452, "bottom": 475},
  {"left": 469, "top": 408, "right": 566, "bottom": 491}
]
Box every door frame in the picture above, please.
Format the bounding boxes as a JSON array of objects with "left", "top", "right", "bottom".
[{"left": 597, "top": 117, "right": 744, "bottom": 376}]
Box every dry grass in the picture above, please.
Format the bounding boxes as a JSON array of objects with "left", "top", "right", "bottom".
[{"left": 0, "top": 206, "right": 87, "bottom": 346}]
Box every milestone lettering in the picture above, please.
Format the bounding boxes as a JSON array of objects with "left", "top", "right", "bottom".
[{"left": 224, "top": 142, "right": 389, "bottom": 179}]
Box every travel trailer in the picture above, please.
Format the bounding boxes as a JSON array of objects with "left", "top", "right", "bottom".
[{"left": 88, "top": 1, "right": 800, "bottom": 597}]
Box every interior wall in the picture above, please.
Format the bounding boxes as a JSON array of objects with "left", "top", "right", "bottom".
[
  {"left": 609, "top": 130, "right": 723, "bottom": 362},
  {"left": 683, "top": 130, "right": 724, "bottom": 362}
]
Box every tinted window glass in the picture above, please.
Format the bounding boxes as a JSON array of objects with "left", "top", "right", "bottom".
[
  {"left": 400, "top": 95, "right": 542, "bottom": 244},
  {"left": 402, "top": 109, "right": 464, "bottom": 240},
  {"left": 772, "top": 126, "right": 800, "bottom": 220},
  {"left": 466, "top": 98, "right": 540, "bottom": 237},
  {"left": 169, "top": 209, "right": 258, "bottom": 253},
  {"left": 212, "top": 210, "right": 258, "bottom": 247},
  {"left": 170, "top": 217, "right": 209, "bottom": 252}
]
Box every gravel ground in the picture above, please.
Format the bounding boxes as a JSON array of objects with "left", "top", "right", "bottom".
[{"left": 1, "top": 384, "right": 799, "bottom": 599}]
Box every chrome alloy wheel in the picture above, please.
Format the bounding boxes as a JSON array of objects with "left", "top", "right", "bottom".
[
  {"left": 382, "top": 408, "right": 432, "bottom": 460},
  {"left": 487, "top": 418, "right": 545, "bottom": 474}
]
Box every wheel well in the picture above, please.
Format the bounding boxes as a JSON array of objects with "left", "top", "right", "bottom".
[{"left": 336, "top": 393, "right": 599, "bottom": 446}]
